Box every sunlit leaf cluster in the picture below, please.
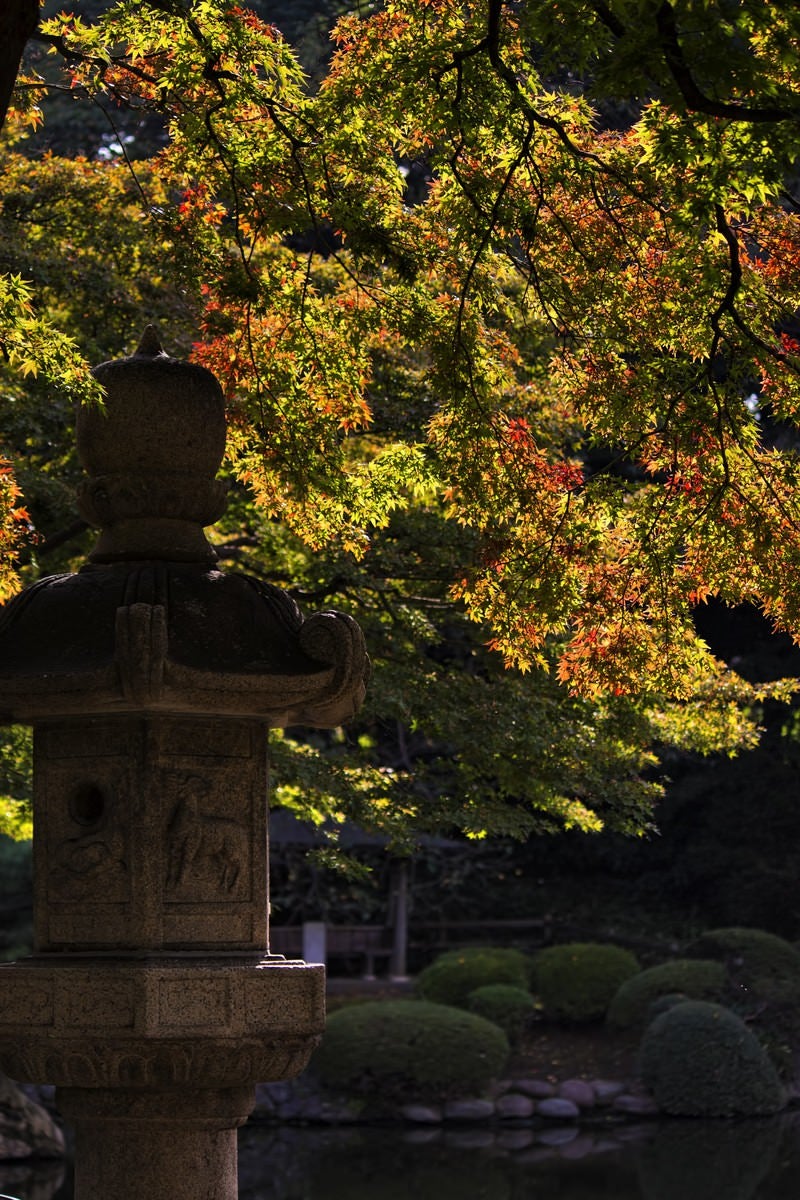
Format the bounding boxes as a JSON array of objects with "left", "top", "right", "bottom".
[{"left": 2, "top": 0, "right": 800, "bottom": 844}]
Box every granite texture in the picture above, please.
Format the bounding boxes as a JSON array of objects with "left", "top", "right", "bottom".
[{"left": 0, "top": 329, "right": 369, "bottom": 1200}]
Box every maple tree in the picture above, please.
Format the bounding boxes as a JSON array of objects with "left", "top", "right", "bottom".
[{"left": 2, "top": 0, "right": 800, "bottom": 848}]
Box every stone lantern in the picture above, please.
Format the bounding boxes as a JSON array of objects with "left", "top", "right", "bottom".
[{"left": 0, "top": 328, "right": 369, "bottom": 1200}]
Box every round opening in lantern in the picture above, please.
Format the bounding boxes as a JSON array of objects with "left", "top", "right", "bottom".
[{"left": 69, "top": 782, "right": 106, "bottom": 826}]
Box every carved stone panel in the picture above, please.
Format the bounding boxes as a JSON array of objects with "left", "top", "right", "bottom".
[
  {"left": 0, "top": 958, "right": 325, "bottom": 1088},
  {"left": 47, "top": 770, "right": 131, "bottom": 905},
  {"left": 35, "top": 720, "right": 133, "bottom": 950},
  {"left": 157, "top": 717, "right": 268, "bottom": 950},
  {"left": 158, "top": 975, "right": 232, "bottom": 1032},
  {"left": 0, "top": 971, "right": 54, "bottom": 1027},
  {"left": 34, "top": 715, "right": 268, "bottom": 952},
  {"left": 59, "top": 978, "right": 136, "bottom": 1031},
  {"left": 0, "top": 1036, "right": 318, "bottom": 1090},
  {"left": 163, "top": 769, "right": 250, "bottom": 903}
]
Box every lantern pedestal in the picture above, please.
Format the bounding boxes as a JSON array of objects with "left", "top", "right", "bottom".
[{"left": 60, "top": 1087, "right": 250, "bottom": 1200}]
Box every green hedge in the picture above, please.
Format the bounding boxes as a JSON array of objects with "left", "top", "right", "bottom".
[
  {"left": 466, "top": 984, "right": 534, "bottom": 1043},
  {"left": 639, "top": 1000, "right": 784, "bottom": 1117},
  {"left": 311, "top": 1000, "right": 509, "bottom": 1099},
  {"left": 532, "top": 942, "right": 640, "bottom": 1022},
  {"left": 414, "top": 946, "right": 532, "bottom": 1008},
  {"left": 607, "top": 959, "right": 726, "bottom": 1029},
  {"left": 685, "top": 927, "right": 800, "bottom": 986}
]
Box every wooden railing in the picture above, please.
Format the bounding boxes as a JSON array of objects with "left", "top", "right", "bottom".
[
  {"left": 268, "top": 915, "right": 552, "bottom": 977},
  {"left": 269, "top": 923, "right": 392, "bottom": 977}
]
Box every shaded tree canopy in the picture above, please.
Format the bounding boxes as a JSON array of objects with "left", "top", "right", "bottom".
[{"left": 1, "top": 0, "right": 800, "bottom": 848}]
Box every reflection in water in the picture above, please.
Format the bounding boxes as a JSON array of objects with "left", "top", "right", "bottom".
[
  {"left": 7, "top": 1112, "right": 800, "bottom": 1199},
  {"left": 0, "top": 1158, "right": 64, "bottom": 1200},
  {"left": 636, "top": 1118, "right": 782, "bottom": 1200},
  {"left": 237, "top": 1114, "right": 800, "bottom": 1200}
]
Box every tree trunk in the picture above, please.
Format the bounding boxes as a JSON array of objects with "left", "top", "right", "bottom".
[{"left": 0, "top": 0, "right": 40, "bottom": 131}]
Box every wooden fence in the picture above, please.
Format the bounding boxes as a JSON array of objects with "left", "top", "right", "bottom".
[{"left": 268, "top": 916, "right": 552, "bottom": 977}]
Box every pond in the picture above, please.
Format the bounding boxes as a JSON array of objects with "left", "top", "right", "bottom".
[{"left": 4, "top": 1114, "right": 800, "bottom": 1200}]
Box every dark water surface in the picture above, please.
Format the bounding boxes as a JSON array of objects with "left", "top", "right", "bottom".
[{"left": 5, "top": 1114, "right": 800, "bottom": 1199}]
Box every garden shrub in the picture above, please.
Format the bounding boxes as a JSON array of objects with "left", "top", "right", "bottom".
[
  {"left": 646, "top": 992, "right": 696, "bottom": 1024},
  {"left": 729, "top": 975, "right": 800, "bottom": 1078},
  {"left": 606, "top": 959, "right": 726, "bottom": 1029},
  {"left": 684, "top": 928, "right": 800, "bottom": 1070},
  {"left": 466, "top": 984, "right": 535, "bottom": 1043},
  {"left": 311, "top": 1000, "right": 509, "bottom": 1099},
  {"left": 639, "top": 1000, "right": 784, "bottom": 1116},
  {"left": 414, "top": 946, "right": 532, "bottom": 1008},
  {"left": 532, "top": 942, "right": 640, "bottom": 1022},
  {"left": 685, "top": 927, "right": 800, "bottom": 986}
]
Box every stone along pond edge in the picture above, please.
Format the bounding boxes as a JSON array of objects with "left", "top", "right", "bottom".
[
  {"left": 253, "top": 1071, "right": 661, "bottom": 1126},
  {"left": 245, "top": 1071, "right": 761, "bottom": 1167},
  {"left": 10, "top": 1068, "right": 800, "bottom": 1176}
]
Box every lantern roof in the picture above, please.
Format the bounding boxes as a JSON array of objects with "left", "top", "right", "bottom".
[{"left": 0, "top": 329, "right": 368, "bottom": 725}]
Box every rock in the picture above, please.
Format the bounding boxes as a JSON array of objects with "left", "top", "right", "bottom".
[
  {"left": 0, "top": 1074, "right": 64, "bottom": 1160},
  {"left": 558, "top": 1079, "right": 596, "bottom": 1109},
  {"left": 537, "top": 1097, "right": 580, "bottom": 1120},
  {"left": 400, "top": 1104, "right": 443, "bottom": 1124},
  {"left": 18, "top": 1084, "right": 57, "bottom": 1114},
  {"left": 512, "top": 1078, "right": 556, "bottom": 1099},
  {"left": 613, "top": 1092, "right": 660, "bottom": 1116},
  {"left": 0, "top": 1159, "right": 66, "bottom": 1200},
  {"left": 590, "top": 1079, "right": 626, "bottom": 1106},
  {"left": 251, "top": 1084, "right": 278, "bottom": 1118},
  {"left": 256, "top": 1080, "right": 294, "bottom": 1105},
  {"left": 537, "top": 1125, "right": 579, "bottom": 1147},
  {"left": 287, "top": 1095, "right": 324, "bottom": 1122},
  {"left": 443, "top": 1098, "right": 495, "bottom": 1122},
  {"left": 495, "top": 1093, "right": 535, "bottom": 1119},
  {"left": 252, "top": 1078, "right": 329, "bottom": 1122},
  {"left": 0, "top": 1137, "right": 32, "bottom": 1158},
  {"left": 319, "top": 1100, "right": 362, "bottom": 1124}
]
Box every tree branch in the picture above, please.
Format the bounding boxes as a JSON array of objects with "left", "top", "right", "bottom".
[
  {"left": 589, "top": 1, "right": 626, "bottom": 40},
  {"left": 655, "top": 1, "right": 797, "bottom": 123},
  {"left": 0, "top": 0, "right": 40, "bottom": 130},
  {"left": 35, "top": 519, "right": 89, "bottom": 557}
]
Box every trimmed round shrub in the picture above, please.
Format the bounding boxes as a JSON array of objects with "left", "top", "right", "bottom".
[
  {"left": 639, "top": 1000, "right": 784, "bottom": 1116},
  {"left": 532, "top": 942, "right": 640, "bottom": 1023},
  {"left": 311, "top": 1000, "right": 509, "bottom": 1099},
  {"left": 414, "top": 946, "right": 532, "bottom": 1008},
  {"left": 466, "top": 984, "right": 535, "bottom": 1043},
  {"left": 747, "top": 976, "right": 800, "bottom": 1073},
  {"left": 685, "top": 927, "right": 800, "bottom": 986},
  {"left": 685, "top": 929, "right": 800, "bottom": 1069},
  {"left": 646, "top": 992, "right": 695, "bottom": 1024},
  {"left": 607, "top": 959, "right": 726, "bottom": 1029}
]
